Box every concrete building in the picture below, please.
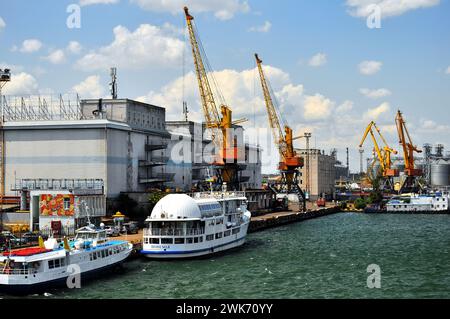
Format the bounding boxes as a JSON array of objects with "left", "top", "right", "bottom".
[
  {"left": 165, "top": 121, "right": 263, "bottom": 191},
  {"left": 2, "top": 97, "right": 171, "bottom": 201},
  {"left": 296, "top": 149, "right": 336, "bottom": 200}
]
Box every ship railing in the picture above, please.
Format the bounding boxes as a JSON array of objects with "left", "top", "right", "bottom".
[
  {"left": 187, "top": 191, "right": 247, "bottom": 200},
  {"left": 0, "top": 268, "right": 37, "bottom": 275},
  {"left": 143, "top": 228, "right": 205, "bottom": 237}
]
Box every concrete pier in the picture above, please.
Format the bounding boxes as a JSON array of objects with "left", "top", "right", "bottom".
[{"left": 248, "top": 206, "right": 340, "bottom": 233}]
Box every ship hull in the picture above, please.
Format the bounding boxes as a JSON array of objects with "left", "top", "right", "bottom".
[{"left": 0, "top": 259, "right": 127, "bottom": 295}]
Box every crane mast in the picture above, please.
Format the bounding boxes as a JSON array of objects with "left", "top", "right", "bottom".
[
  {"left": 184, "top": 7, "right": 245, "bottom": 189},
  {"left": 255, "top": 53, "right": 305, "bottom": 211},
  {"left": 395, "top": 110, "right": 422, "bottom": 176}
]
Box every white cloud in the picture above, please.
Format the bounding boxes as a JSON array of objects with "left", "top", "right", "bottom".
[
  {"left": 19, "top": 39, "right": 43, "bottom": 53},
  {"left": 72, "top": 75, "right": 105, "bottom": 98},
  {"left": 131, "top": 0, "right": 250, "bottom": 20},
  {"left": 364, "top": 102, "right": 390, "bottom": 120},
  {"left": 44, "top": 49, "right": 66, "bottom": 64},
  {"left": 360, "top": 88, "right": 392, "bottom": 99},
  {"left": 308, "top": 53, "right": 327, "bottom": 67},
  {"left": 1, "top": 72, "right": 39, "bottom": 95},
  {"left": 0, "top": 17, "right": 5, "bottom": 31},
  {"left": 358, "top": 60, "right": 382, "bottom": 75},
  {"left": 248, "top": 21, "right": 272, "bottom": 33},
  {"left": 67, "top": 41, "right": 82, "bottom": 54},
  {"left": 336, "top": 100, "right": 354, "bottom": 113},
  {"left": 346, "top": 0, "right": 440, "bottom": 18},
  {"left": 76, "top": 24, "right": 184, "bottom": 71},
  {"left": 303, "top": 94, "right": 335, "bottom": 120},
  {"left": 79, "top": 0, "right": 119, "bottom": 6},
  {"left": 446, "top": 66, "right": 450, "bottom": 74}
]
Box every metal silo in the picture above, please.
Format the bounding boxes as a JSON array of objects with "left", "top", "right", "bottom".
[{"left": 431, "top": 159, "right": 450, "bottom": 186}]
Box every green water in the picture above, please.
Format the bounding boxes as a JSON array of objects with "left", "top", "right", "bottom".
[{"left": 9, "top": 213, "right": 450, "bottom": 298}]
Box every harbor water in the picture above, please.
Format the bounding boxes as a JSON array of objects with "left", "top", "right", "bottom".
[{"left": 5, "top": 213, "right": 450, "bottom": 299}]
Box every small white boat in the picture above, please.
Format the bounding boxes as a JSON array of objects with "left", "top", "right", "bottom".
[
  {"left": 141, "top": 191, "right": 252, "bottom": 258},
  {"left": 0, "top": 225, "right": 132, "bottom": 294}
]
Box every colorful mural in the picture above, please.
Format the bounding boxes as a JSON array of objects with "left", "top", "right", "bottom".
[{"left": 39, "top": 194, "right": 75, "bottom": 217}]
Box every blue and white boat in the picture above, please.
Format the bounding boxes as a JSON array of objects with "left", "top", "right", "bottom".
[
  {"left": 141, "top": 191, "right": 251, "bottom": 258},
  {"left": 386, "top": 192, "right": 450, "bottom": 213},
  {"left": 0, "top": 225, "right": 132, "bottom": 294}
]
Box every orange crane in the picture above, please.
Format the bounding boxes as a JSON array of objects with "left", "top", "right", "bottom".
[
  {"left": 359, "top": 121, "right": 398, "bottom": 178},
  {"left": 395, "top": 110, "right": 422, "bottom": 191},
  {"left": 255, "top": 53, "right": 306, "bottom": 210},
  {"left": 184, "top": 7, "right": 246, "bottom": 190}
]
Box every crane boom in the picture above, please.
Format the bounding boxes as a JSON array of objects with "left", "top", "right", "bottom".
[
  {"left": 255, "top": 54, "right": 301, "bottom": 170},
  {"left": 184, "top": 7, "right": 222, "bottom": 152},
  {"left": 395, "top": 110, "right": 422, "bottom": 176}
]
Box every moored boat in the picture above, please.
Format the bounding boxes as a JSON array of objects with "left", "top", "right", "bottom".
[
  {"left": 0, "top": 225, "right": 132, "bottom": 294},
  {"left": 141, "top": 191, "right": 251, "bottom": 259}
]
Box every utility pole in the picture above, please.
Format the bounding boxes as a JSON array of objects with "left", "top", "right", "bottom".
[
  {"left": 0, "top": 68, "right": 11, "bottom": 231},
  {"left": 304, "top": 132, "right": 312, "bottom": 198}
]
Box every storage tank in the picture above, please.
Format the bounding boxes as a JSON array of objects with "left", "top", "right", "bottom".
[{"left": 431, "top": 159, "right": 450, "bottom": 186}]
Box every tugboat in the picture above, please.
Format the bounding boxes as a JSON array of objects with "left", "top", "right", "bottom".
[
  {"left": 141, "top": 190, "right": 251, "bottom": 258},
  {"left": 0, "top": 225, "right": 132, "bottom": 294}
]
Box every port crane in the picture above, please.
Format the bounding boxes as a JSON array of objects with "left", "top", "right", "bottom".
[
  {"left": 359, "top": 121, "right": 398, "bottom": 189},
  {"left": 395, "top": 110, "right": 423, "bottom": 192},
  {"left": 255, "top": 53, "right": 306, "bottom": 211},
  {"left": 184, "top": 7, "right": 246, "bottom": 190}
]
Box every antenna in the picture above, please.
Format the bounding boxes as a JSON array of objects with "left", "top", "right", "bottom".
[
  {"left": 110, "top": 67, "right": 117, "bottom": 99},
  {"left": 183, "top": 101, "right": 189, "bottom": 121}
]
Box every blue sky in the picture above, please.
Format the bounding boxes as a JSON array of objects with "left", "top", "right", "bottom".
[{"left": 1, "top": 0, "right": 449, "bottom": 173}]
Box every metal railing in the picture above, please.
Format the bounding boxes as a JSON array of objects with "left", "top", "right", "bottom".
[
  {"left": 143, "top": 228, "right": 205, "bottom": 237},
  {"left": 12, "top": 178, "right": 104, "bottom": 192},
  {"left": 188, "top": 191, "right": 247, "bottom": 200},
  {"left": 0, "top": 268, "right": 37, "bottom": 275}
]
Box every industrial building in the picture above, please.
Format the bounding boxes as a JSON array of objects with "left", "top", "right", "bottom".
[
  {"left": 165, "top": 121, "right": 262, "bottom": 191},
  {"left": 1, "top": 95, "right": 263, "bottom": 214},
  {"left": 296, "top": 149, "right": 336, "bottom": 200}
]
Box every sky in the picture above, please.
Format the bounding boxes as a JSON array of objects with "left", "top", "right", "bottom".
[{"left": 0, "top": 0, "right": 449, "bottom": 174}]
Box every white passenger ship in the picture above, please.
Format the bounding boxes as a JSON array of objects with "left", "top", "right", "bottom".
[
  {"left": 386, "top": 191, "right": 450, "bottom": 213},
  {"left": 141, "top": 191, "right": 252, "bottom": 258},
  {"left": 0, "top": 225, "right": 132, "bottom": 294}
]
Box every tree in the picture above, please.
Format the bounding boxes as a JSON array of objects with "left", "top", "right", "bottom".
[
  {"left": 354, "top": 198, "right": 367, "bottom": 210},
  {"left": 148, "top": 192, "right": 167, "bottom": 211}
]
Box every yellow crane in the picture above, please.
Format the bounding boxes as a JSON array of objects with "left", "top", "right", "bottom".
[
  {"left": 395, "top": 110, "right": 422, "bottom": 176},
  {"left": 184, "top": 7, "right": 246, "bottom": 190},
  {"left": 359, "top": 121, "right": 398, "bottom": 178},
  {"left": 255, "top": 53, "right": 306, "bottom": 210}
]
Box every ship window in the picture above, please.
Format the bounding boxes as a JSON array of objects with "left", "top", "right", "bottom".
[
  {"left": 54, "top": 259, "right": 60, "bottom": 268},
  {"left": 193, "top": 237, "right": 199, "bottom": 243},
  {"left": 186, "top": 238, "right": 193, "bottom": 244},
  {"left": 206, "top": 234, "right": 214, "bottom": 241},
  {"left": 151, "top": 238, "right": 159, "bottom": 244},
  {"left": 232, "top": 227, "right": 240, "bottom": 235},
  {"left": 60, "top": 259, "right": 65, "bottom": 267},
  {"left": 48, "top": 260, "right": 54, "bottom": 269},
  {"left": 161, "top": 238, "right": 173, "bottom": 244},
  {"left": 175, "top": 238, "right": 185, "bottom": 244},
  {"left": 199, "top": 236, "right": 203, "bottom": 243},
  {"left": 101, "top": 250, "right": 106, "bottom": 258},
  {"left": 224, "top": 230, "right": 231, "bottom": 237},
  {"left": 215, "top": 232, "right": 223, "bottom": 239},
  {"left": 97, "top": 251, "right": 101, "bottom": 258},
  {"left": 90, "top": 253, "right": 93, "bottom": 261}
]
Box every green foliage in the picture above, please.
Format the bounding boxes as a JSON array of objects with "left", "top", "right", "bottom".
[
  {"left": 339, "top": 201, "right": 348, "bottom": 210},
  {"left": 354, "top": 198, "right": 367, "bottom": 210},
  {"left": 148, "top": 192, "right": 167, "bottom": 210}
]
